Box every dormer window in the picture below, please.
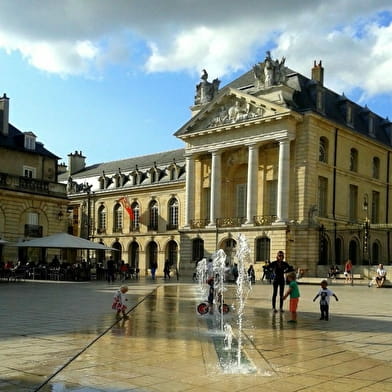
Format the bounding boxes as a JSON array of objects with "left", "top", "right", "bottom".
[
  {"left": 24, "top": 132, "right": 36, "bottom": 150},
  {"left": 346, "top": 104, "right": 353, "bottom": 126},
  {"left": 368, "top": 114, "right": 375, "bottom": 137}
]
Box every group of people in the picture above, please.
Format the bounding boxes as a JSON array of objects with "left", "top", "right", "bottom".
[{"left": 261, "top": 251, "right": 340, "bottom": 323}]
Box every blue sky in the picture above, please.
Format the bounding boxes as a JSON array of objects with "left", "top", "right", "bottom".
[{"left": 0, "top": 1, "right": 392, "bottom": 166}]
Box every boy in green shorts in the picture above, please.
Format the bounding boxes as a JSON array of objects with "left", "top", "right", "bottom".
[{"left": 283, "top": 271, "right": 300, "bottom": 323}]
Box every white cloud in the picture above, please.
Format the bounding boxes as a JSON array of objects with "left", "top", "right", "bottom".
[{"left": 0, "top": 1, "right": 391, "bottom": 97}]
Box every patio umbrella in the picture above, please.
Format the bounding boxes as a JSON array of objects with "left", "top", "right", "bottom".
[{"left": 13, "top": 232, "right": 116, "bottom": 250}]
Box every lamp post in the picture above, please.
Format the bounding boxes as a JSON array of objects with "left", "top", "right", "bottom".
[
  {"left": 363, "top": 193, "right": 370, "bottom": 265},
  {"left": 81, "top": 182, "right": 93, "bottom": 261}
]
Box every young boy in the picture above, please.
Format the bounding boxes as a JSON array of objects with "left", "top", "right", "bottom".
[
  {"left": 112, "top": 285, "right": 129, "bottom": 319},
  {"left": 283, "top": 271, "right": 300, "bottom": 323},
  {"left": 313, "top": 280, "right": 338, "bottom": 320}
]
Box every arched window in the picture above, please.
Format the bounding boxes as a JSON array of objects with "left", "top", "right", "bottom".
[
  {"left": 168, "top": 198, "right": 179, "bottom": 229},
  {"left": 319, "top": 137, "right": 328, "bottom": 163},
  {"left": 350, "top": 148, "right": 358, "bottom": 172},
  {"left": 113, "top": 203, "right": 123, "bottom": 233},
  {"left": 148, "top": 200, "right": 158, "bottom": 231},
  {"left": 131, "top": 202, "right": 140, "bottom": 231},
  {"left": 192, "top": 238, "right": 204, "bottom": 262},
  {"left": 166, "top": 240, "right": 178, "bottom": 266},
  {"left": 372, "top": 241, "right": 380, "bottom": 264},
  {"left": 148, "top": 241, "right": 158, "bottom": 268},
  {"left": 255, "top": 237, "right": 270, "bottom": 262},
  {"left": 97, "top": 205, "right": 106, "bottom": 234},
  {"left": 372, "top": 157, "right": 380, "bottom": 179}
]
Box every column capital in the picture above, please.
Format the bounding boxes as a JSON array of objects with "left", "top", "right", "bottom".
[{"left": 208, "top": 148, "right": 223, "bottom": 156}]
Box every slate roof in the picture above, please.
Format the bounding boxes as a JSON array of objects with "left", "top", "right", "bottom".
[
  {"left": 0, "top": 123, "right": 60, "bottom": 159},
  {"left": 177, "top": 64, "right": 392, "bottom": 147}
]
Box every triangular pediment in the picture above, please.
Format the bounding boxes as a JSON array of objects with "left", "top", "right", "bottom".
[{"left": 175, "top": 88, "right": 292, "bottom": 137}]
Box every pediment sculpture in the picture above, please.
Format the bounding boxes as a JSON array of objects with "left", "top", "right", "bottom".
[
  {"left": 194, "top": 69, "right": 220, "bottom": 105},
  {"left": 253, "top": 51, "right": 287, "bottom": 89},
  {"left": 207, "top": 99, "right": 265, "bottom": 128}
]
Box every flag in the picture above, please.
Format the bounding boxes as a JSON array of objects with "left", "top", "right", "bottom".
[{"left": 118, "top": 197, "right": 134, "bottom": 221}]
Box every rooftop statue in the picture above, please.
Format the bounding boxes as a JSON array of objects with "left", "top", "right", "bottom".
[
  {"left": 253, "top": 51, "right": 287, "bottom": 88},
  {"left": 194, "top": 69, "right": 220, "bottom": 105}
]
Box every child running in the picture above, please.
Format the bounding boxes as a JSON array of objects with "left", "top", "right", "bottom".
[
  {"left": 313, "top": 280, "right": 339, "bottom": 320},
  {"left": 283, "top": 271, "right": 300, "bottom": 323},
  {"left": 112, "top": 285, "right": 129, "bottom": 319}
]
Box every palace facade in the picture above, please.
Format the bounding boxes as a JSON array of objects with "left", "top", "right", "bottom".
[
  {"left": 60, "top": 55, "right": 392, "bottom": 277},
  {"left": 0, "top": 94, "right": 68, "bottom": 263}
]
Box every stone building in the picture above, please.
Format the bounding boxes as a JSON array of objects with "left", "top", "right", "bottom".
[
  {"left": 0, "top": 94, "right": 68, "bottom": 264},
  {"left": 60, "top": 150, "right": 186, "bottom": 275},
  {"left": 61, "top": 54, "right": 392, "bottom": 278}
]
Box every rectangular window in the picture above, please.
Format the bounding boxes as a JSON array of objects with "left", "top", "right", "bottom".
[
  {"left": 23, "top": 166, "right": 36, "bottom": 179},
  {"left": 28, "top": 212, "right": 39, "bottom": 225},
  {"left": 267, "top": 180, "right": 277, "bottom": 216},
  {"left": 346, "top": 105, "right": 353, "bottom": 126},
  {"left": 371, "top": 191, "right": 380, "bottom": 224},
  {"left": 349, "top": 184, "right": 358, "bottom": 222},
  {"left": 236, "top": 184, "right": 247, "bottom": 218},
  {"left": 318, "top": 177, "right": 328, "bottom": 218},
  {"left": 24, "top": 135, "right": 36, "bottom": 150}
]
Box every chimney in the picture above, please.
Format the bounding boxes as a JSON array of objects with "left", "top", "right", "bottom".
[
  {"left": 0, "top": 93, "right": 9, "bottom": 136},
  {"left": 68, "top": 150, "right": 86, "bottom": 175},
  {"left": 311, "top": 60, "right": 324, "bottom": 85}
]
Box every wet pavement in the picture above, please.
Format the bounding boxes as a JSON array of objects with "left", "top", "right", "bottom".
[{"left": 0, "top": 278, "right": 392, "bottom": 391}]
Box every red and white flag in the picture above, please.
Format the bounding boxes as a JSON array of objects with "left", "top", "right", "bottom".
[{"left": 118, "top": 197, "right": 134, "bottom": 221}]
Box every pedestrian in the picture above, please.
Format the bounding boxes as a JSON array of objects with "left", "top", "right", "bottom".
[
  {"left": 344, "top": 259, "right": 353, "bottom": 284},
  {"left": 119, "top": 260, "right": 128, "bottom": 282},
  {"left": 247, "top": 264, "right": 256, "bottom": 284},
  {"left": 164, "top": 259, "right": 171, "bottom": 279},
  {"left": 112, "top": 285, "right": 129, "bottom": 319},
  {"left": 269, "top": 251, "right": 291, "bottom": 312},
  {"left": 150, "top": 260, "right": 158, "bottom": 280},
  {"left": 107, "top": 256, "right": 116, "bottom": 283},
  {"left": 313, "top": 280, "right": 338, "bottom": 320},
  {"left": 283, "top": 271, "right": 300, "bottom": 323}
]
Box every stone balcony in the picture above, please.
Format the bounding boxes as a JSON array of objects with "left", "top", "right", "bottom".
[{"left": 0, "top": 172, "right": 67, "bottom": 198}]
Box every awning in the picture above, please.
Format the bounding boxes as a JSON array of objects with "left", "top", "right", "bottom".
[{"left": 13, "top": 232, "right": 116, "bottom": 250}]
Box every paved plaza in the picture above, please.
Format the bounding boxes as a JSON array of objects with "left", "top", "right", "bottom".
[{"left": 0, "top": 277, "right": 391, "bottom": 392}]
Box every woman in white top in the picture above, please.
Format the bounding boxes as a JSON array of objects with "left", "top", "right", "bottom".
[{"left": 375, "top": 264, "right": 387, "bottom": 288}]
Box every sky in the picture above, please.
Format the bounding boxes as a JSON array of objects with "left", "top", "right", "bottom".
[{"left": 1, "top": 1, "right": 392, "bottom": 167}]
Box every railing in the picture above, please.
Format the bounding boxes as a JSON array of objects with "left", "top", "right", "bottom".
[
  {"left": 129, "top": 224, "right": 140, "bottom": 233},
  {"left": 0, "top": 173, "right": 7, "bottom": 186},
  {"left": 147, "top": 224, "right": 158, "bottom": 231},
  {"left": 254, "top": 215, "right": 277, "bottom": 226},
  {"left": 190, "top": 219, "right": 209, "bottom": 229},
  {"left": 0, "top": 171, "right": 66, "bottom": 197},
  {"left": 216, "top": 217, "right": 246, "bottom": 227},
  {"left": 112, "top": 227, "right": 123, "bottom": 233},
  {"left": 96, "top": 228, "right": 106, "bottom": 234},
  {"left": 166, "top": 223, "right": 178, "bottom": 230},
  {"left": 24, "top": 224, "right": 43, "bottom": 237}
]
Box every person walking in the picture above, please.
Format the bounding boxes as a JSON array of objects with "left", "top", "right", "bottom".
[
  {"left": 269, "top": 251, "right": 290, "bottom": 312},
  {"left": 106, "top": 256, "right": 116, "bottom": 284},
  {"left": 164, "top": 259, "right": 171, "bottom": 280},
  {"left": 313, "top": 280, "right": 339, "bottom": 320},
  {"left": 344, "top": 259, "right": 353, "bottom": 285},
  {"left": 150, "top": 260, "right": 158, "bottom": 280}
]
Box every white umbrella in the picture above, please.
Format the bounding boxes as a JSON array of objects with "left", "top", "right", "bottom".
[{"left": 13, "top": 232, "right": 116, "bottom": 250}]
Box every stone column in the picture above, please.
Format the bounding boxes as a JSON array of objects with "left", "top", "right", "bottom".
[
  {"left": 276, "top": 138, "right": 290, "bottom": 223},
  {"left": 244, "top": 143, "right": 259, "bottom": 225},
  {"left": 184, "top": 155, "right": 195, "bottom": 228},
  {"left": 208, "top": 150, "right": 222, "bottom": 227}
]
